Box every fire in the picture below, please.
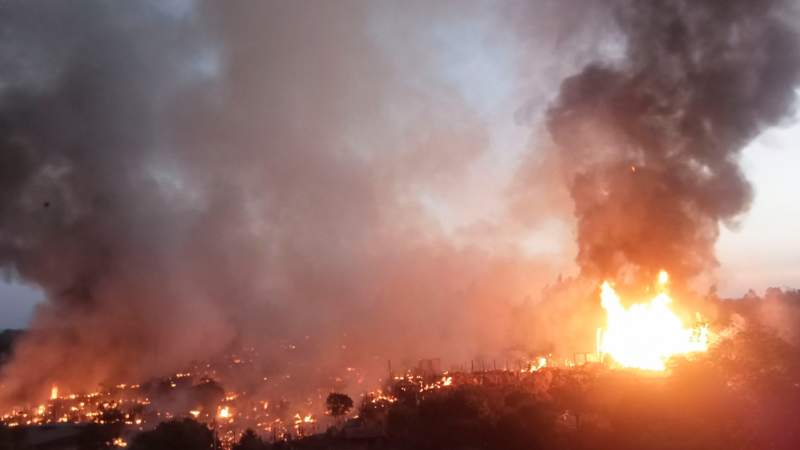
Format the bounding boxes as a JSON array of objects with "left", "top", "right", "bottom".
[
  {"left": 598, "top": 271, "right": 708, "bottom": 371},
  {"left": 112, "top": 437, "right": 128, "bottom": 447},
  {"left": 657, "top": 270, "right": 669, "bottom": 285},
  {"left": 3, "top": 357, "right": 372, "bottom": 446},
  {"left": 218, "top": 406, "right": 231, "bottom": 419},
  {"left": 292, "top": 413, "right": 316, "bottom": 436},
  {"left": 530, "top": 356, "right": 547, "bottom": 372}
]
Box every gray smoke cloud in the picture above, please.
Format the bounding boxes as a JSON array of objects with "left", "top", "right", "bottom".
[
  {"left": 545, "top": 0, "right": 800, "bottom": 287},
  {"left": 0, "top": 0, "right": 567, "bottom": 405}
]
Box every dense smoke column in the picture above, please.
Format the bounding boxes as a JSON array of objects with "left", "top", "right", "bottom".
[
  {"left": 548, "top": 0, "right": 800, "bottom": 284},
  {"left": 0, "top": 2, "right": 224, "bottom": 402},
  {"left": 0, "top": 0, "right": 551, "bottom": 406}
]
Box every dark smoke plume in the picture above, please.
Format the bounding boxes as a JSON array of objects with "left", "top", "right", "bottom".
[{"left": 547, "top": 0, "right": 800, "bottom": 285}]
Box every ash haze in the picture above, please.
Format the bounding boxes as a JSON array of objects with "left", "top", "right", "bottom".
[{"left": 0, "top": 0, "right": 798, "bottom": 405}]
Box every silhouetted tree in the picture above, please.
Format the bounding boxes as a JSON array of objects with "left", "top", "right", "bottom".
[
  {"left": 326, "top": 393, "right": 354, "bottom": 423},
  {"left": 76, "top": 423, "right": 125, "bottom": 450},
  {"left": 129, "top": 418, "right": 216, "bottom": 450},
  {"left": 233, "top": 429, "right": 268, "bottom": 450}
]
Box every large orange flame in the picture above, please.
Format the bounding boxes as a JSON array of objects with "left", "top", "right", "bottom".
[{"left": 598, "top": 271, "right": 708, "bottom": 371}]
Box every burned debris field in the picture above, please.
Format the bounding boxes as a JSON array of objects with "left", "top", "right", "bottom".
[
  {"left": 4, "top": 311, "right": 800, "bottom": 450},
  {"left": 1, "top": 0, "right": 800, "bottom": 449}
]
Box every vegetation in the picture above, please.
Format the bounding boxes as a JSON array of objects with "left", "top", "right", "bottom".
[
  {"left": 129, "top": 418, "right": 217, "bottom": 450},
  {"left": 325, "top": 393, "right": 354, "bottom": 421},
  {"left": 289, "top": 328, "right": 800, "bottom": 450},
  {"left": 4, "top": 297, "right": 800, "bottom": 450},
  {"left": 233, "top": 429, "right": 268, "bottom": 450}
]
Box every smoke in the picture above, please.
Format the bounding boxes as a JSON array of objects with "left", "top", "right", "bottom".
[
  {"left": 0, "top": 0, "right": 572, "bottom": 405},
  {"left": 545, "top": 0, "right": 800, "bottom": 286},
  {"left": 1, "top": 0, "right": 798, "bottom": 407}
]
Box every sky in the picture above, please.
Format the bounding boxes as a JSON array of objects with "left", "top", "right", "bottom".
[
  {"left": 716, "top": 124, "right": 800, "bottom": 295},
  {"left": 0, "top": 0, "right": 798, "bottom": 332}
]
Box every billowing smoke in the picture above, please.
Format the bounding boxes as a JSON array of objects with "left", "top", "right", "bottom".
[
  {"left": 0, "top": 0, "right": 572, "bottom": 405},
  {"left": 547, "top": 0, "right": 800, "bottom": 286}
]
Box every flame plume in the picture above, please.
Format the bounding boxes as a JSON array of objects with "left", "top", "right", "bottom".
[{"left": 598, "top": 271, "right": 708, "bottom": 371}]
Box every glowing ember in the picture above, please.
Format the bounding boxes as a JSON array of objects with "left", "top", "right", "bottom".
[
  {"left": 598, "top": 271, "right": 708, "bottom": 371},
  {"left": 3, "top": 358, "right": 371, "bottom": 446},
  {"left": 530, "top": 356, "right": 547, "bottom": 372},
  {"left": 218, "top": 406, "right": 231, "bottom": 419},
  {"left": 112, "top": 437, "right": 128, "bottom": 447}
]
